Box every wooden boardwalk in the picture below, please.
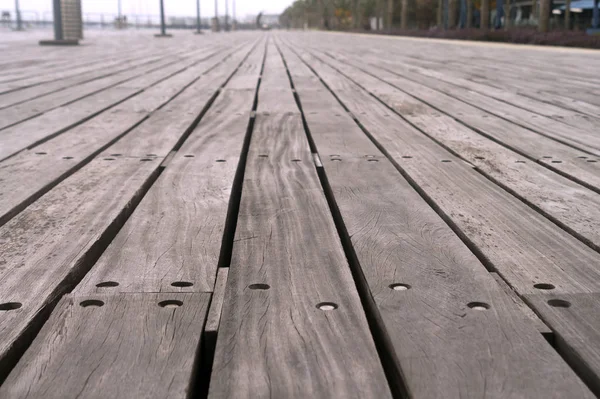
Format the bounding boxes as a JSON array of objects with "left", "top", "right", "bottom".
[{"left": 0, "top": 29, "right": 600, "bottom": 398}]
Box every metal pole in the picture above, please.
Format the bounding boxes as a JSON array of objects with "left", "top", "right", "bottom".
[
  {"left": 233, "top": 0, "right": 236, "bottom": 29},
  {"left": 15, "top": 0, "right": 23, "bottom": 30},
  {"left": 225, "top": 0, "right": 229, "bottom": 31},
  {"left": 196, "top": 0, "right": 202, "bottom": 32},
  {"left": 594, "top": 0, "right": 599, "bottom": 29},
  {"left": 214, "top": 0, "right": 219, "bottom": 31},
  {"left": 53, "top": 0, "right": 63, "bottom": 40},
  {"left": 159, "top": 0, "right": 166, "bottom": 35},
  {"left": 118, "top": 0, "right": 122, "bottom": 19}
]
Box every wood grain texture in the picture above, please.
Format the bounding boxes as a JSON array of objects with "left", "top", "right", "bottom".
[
  {"left": 76, "top": 87, "right": 257, "bottom": 293},
  {"left": 524, "top": 293, "right": 600, "bottom": 395},
  {"left": 0, "top": 158, "right": 160, "bottom": 371},
  {"left": 287, "top": 46, "right": 600, "bottom": 297},
  {"left": 0, "top": 293, "right": 210, "bottom": 399},
  {"left": 208, "top": 112, "right": 391, "bottom": 399},
  {"left": 280, "top": 41, "right": 592, "bottom": 398}
]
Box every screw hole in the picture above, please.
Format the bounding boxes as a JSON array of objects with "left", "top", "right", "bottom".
[
  {"left": 578, "top": 156, "right": 588, "bottom": 159},
  {"left": 111, "top": 154, "right": 122, "bottom": 157},
  {"left": 515, "top": 160, "right": 526, "bottom": 163},
  {"left": 159, "top": 300, "right": 183, "bottom": 308},
  {"left": 259, "top": 154, "right": 268, "bottom": 158},
  {"left": 140, "top": 158, "right": 152, "bottom": 162},
  {"left": 548, "top": 299, "right": 571, "bottom": 308},
  {"left": 317, "top": 302, "right": 338, "bottom": 311},
  {"left": 146, "top": 154, "right": 157, "bottom": 157},
  {"left": 588, "top": 160, "right": 598, "bottom": 163},
  {"left": 0, "top": 302, "right": 22, "bottom": 311},
  {"left": 474, "top": 156, "right": 485, "bottom": 160},
  {"left": 292, "top": 159, "right": 301, "bottom": 162},
  {"left": 171, "top": 281, "right": 194, "bottom": 287},
  {"left": 80, "top": 300, "right": 104, "bottom": 308},
  {"left": 248, "top": 283, "right": 270, "bottom": 290},
  {"left": 467, "top": 302, "right": 490, "bottom": 310},
  {"left": 402, "top": 156, "right": 412, "bottom": 159},
  {"left": 104, "top": 158, "right": 115, "bottom": 161},
  {"left": 184, "top": 154, "right": 194, "bottom": 158},
  {"left": 534, "top": 283, "right": 555, "bottom": 290},
  {"left": 62, "top": 156, "right": 73, "bottom": 160},
  {"left": 389, "top": 283, "right": 411, "bottom": 291},
  {"left": 441, "top": 160, "right": 452, "bottom": 163},
  {"left": 368, "top": 159, "right": 379, "bottom": 162},
  {"left": 35, "top": 152, "right": 47, "bottom": 155},
  {"left": 551, "top": 160, "right": 562, "bottom": 164},
  {"left": 96, "top": 281, "right": 119, "bottom": 288},
  {"left": 542, "top": 156, "right": 552, "bottom": 159},
  {"left": 216, "top": 159, "right": 226, "bottom": 163}
]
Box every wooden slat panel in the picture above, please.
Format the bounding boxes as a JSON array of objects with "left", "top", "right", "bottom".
[
  {"left": 0, "top": 293, "right": 211, "bottom": 399},
  {"left": 75, "top": 50, "right": 260, "bottom": 293},
  {"left": 279, "top": 41, "right": 592, "bottom": 398}
]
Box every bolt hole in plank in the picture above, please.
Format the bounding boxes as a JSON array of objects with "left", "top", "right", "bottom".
[
  {"left": 577, "top": 156, "right": 588, "bottom": 159},
  {"left": 171, "top": 281, "right": 194, "bottom": 288},
  {"left": 184, "top": 154, "right": 195, "bottom": 158},
  {"left": 140, "top": 158, "right": 153, "bottom": 162},
  {"left": 248, "top": 283, "right": 270, "bottom": 290},
  {"left": 96, "top": 281, "right": 119, "bottom": 288},
  {"left": 159, "top": 300, "right": 183, "bottom": 308},
  {"left": 258, "top": 154, "right": 268, "bottom": 158},
  {"left": 551, "top": 161, "right": 563, "bottom": 164},
  {"left": 292, "top": 159, "right": 301, "bottom": 162},
  {"left": 104, "top": 158, "right": 116, "bottom": 161},
  {"left": 111, "top": 154, "right": 122, "bottom": 157},
  {"left": 368, "top": 159, "right": 379, "bottom": 162},
  {"left": 216, "top": 159, "right": 226, "bottom": 163},
  {"left": 146, "top": 154, "right": 157, "bottom": 157},
  {"left": 542, "top": 156, "right": 553, "bottom": 159},
  {"left": 35, "top": 152, "right": 47, "bottom": 155},
  {"left": 441, "top": 160, "right": 452, "bottom": 163},
  {"left": 588, "top": 160, "right": 598, "bottom": 163},
  {"left": 534, "top": 283, "right": 556, "bottom": 290},
  {"left": 516, "top": 160, "right": 526, "bottom": 163},
  {"left": 389, "top": 283, "right": 411, "bottom": 291},
  {"left": 80, "top": 300, "right": 104, "bottom": 308},
  {"left": 475, "top": 156, "right": 485, "bottom": 160},
  {"left": 467, "top": 302, "right": 490, "bottom": 311},
  {"left": 0, "top": 302, "right": 22, "bottom": 311},
  {"left": 548, "top": 299, "right": 571, "bottom": 308},
  {"left": 316, "top": 302, "right": 338, "bottom": 311},
  {"left": 62, "top": 156, "right": 73, "bottom": 160},
  {"left": 402, "top": 156, "right": 413, "bottom": 159}
]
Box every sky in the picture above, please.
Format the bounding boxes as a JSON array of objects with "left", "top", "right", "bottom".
[{"left": 0, "top": 0, "right": 291, "bottom": 20}]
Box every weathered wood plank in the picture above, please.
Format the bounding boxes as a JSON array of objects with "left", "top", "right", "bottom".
[
  {"left": 0, "top": 293, "right": 211, "bottom": 399},
  {"left": 279, "top": 40, "right": 592, "bottom": 398},
  {"left": 75, "top": 45, "right": 261, "bottom": 293},
  {"left": 524, "top": 294, "right": 600, "bottom": 395}
]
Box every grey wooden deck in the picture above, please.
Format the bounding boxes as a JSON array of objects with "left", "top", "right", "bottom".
[{"left": 0, "top": 29, "right": 599, "bottom": 398}]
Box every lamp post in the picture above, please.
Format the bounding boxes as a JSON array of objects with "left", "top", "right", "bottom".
[
  {"left": 15, "top": 0, "right": 23, "bottom": 30},
  {"left": 225, "top": 0, "right": 229, "bottom": 31},
  {"left": 196, "top": 0, "right": 203, "bottom": 33},
  {"left": 155, "top": 0, "right": 172, "bottom": 37},
  {"left": 214, "top": 0, "right": 220, "bottom": 31}
]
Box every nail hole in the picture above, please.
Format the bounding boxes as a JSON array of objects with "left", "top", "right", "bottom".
[
  {"left": 35, "top": 152, "right": 47, "bottom": 155},
  {"left": 140, "top": 158, "right": 152, "bottom": 162},
  {"left": 330, "top": 154, "right": 340, "bottom": 157},
  {"left": 184, "top": 154, "right": 195, "bottom": 158},
  {"left": 159, "top": 300, "right": 183, "bottom": 308},
  {"left": 146, "top": 154, "right": 157, "bottom": 157},
  {"left": 259, "top": 154, "right": 268, "bottom": 158},
  {"left": 0, "top": 302, "right": 22, "bottom": 311},
  {"left": 389, "top": 283, "right": 411, "bottom": 291},
  {"left": 171, "top": 281, "right": 194, "bottom": 287},
  {"left": 62, "top": 156, "right": 73, "bottom": 160},
  {"left": 578, "top": 156, "right": 588, "bottom": 159},
  {"left": 317, "top": 302, "right": 338, "bottom": 311},
  {"left": 216, "top": 159, "right": 226, "bottom": 162},
  {"left": 96, "top": 281, "right": 119, "bottom": 288},
  {"left": 534, "top": 283, "right": 555, "bottom": 290},
  {"left": 588, "top": 160, "right": 598, "bottom": 163},
  {"left": 467, "top": 302, "right": 490, "bottom": 310},
  {"left": 80, "top": 300, "right": 104, "bottom": 308},
  {"left": 551, "top": 160, "right": 562, "bottom": 163},
  {"left": 441, "top": 160, "right": 452, "bottom": 163},
  {"left": 368, "top": 159, "right": 379, "bottom": 162},
  {"left": 542, "top": 156, "right": 552, "bottom": 159},
  {"left": 474, "top": 156, "right": 485, "bottom": 160},
  {"left": 515, "top": 160, "right": 526, "bottom": 163},
  {"left": 292, "top": 159, "right": 301, "bottom": 162},
  {"left": 402, "top": 156, "right": 413, "bottom": 159},
  {"left": 248, "top": 283, "right": 270, "bottom": 290},
  {"left": 111, "top": 153, "right": 122, "bottom": 157},
  {"left": 332, "top": 158, "right": 342, "bottom": 161},
  {"left": 104, "top": 158, "right": 115, "bottom": 161},
  {"left": 548, "top": 299, "right": 571, "bottom": 308},
  {"left": 366, "top": 155, "right": 376, "bottom": 158}
]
